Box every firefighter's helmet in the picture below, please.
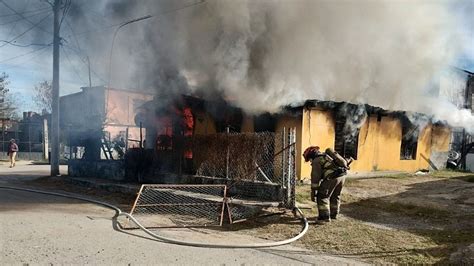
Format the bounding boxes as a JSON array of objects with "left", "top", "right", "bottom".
[{"left": 303, "top": 146, "right": 320, "bottom": 162}]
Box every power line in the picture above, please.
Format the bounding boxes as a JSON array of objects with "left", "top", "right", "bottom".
[
  {"left": 0, "top": 12, "right": 52, "bottom": 48},
  {"left": 63, "top": 44, "right": 106, "bottom": 83},
  {"left": 3, "top": 0, "right": 32, "bottom": 40},
  {"left": 0, "top": 0, "right": 52, "bottom": 35},
  {"left": 0, "top": 9, "right": 51, "bottom": 25},
  {"left": 58, "top": 0, "right": 71, "bottom": 29},
  {"left": 61, "top": 45, "right": 86, "bottom": 84},
  {"left": 1, "top": 45, "right": 50, "bottom": 70},
  {"left": 0, "top": 40, "right": 52, "bottom": 47},
  {"left": 64, "top": 0, "right": 207, "bottom": 39},
  {"left": 65, "top": 19, "right": 81, "bottom": 52},
  {"left": 0, "top": 45, "right": 50, "bottom": 63},
  {"left": 0, "top": 6, "right": 50, "bottom": 18},
  {"left": 63, "top": 18, "right": 106, "bottom": 84}
]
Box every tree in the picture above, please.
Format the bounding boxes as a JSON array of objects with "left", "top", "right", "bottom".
[
  {"left": 33, "top": 80, "right": 52, "bottom": 114},
  {"left": 0, "top": 72, "right": 16, "bottom": 119}
]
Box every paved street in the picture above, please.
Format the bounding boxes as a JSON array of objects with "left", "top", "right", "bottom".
[{"left": 0, "top": 164, "right": 363, "bottom": 265}]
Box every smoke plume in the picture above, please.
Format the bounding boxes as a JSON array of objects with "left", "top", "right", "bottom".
[{"left": 63, "top": 1, "right": 474, "bottom": 131}]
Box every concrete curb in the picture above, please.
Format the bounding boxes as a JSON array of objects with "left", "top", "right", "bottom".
[{"left": 63, "top": 176, "right": 139, "bottom": 195}]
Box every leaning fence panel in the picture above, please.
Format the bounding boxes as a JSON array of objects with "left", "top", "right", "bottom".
[{"left": 125, "top": 184, "right": 227, "bottom": 228}]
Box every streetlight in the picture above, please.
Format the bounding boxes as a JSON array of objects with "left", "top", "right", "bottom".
[
  {"left": 107, "top": 15, "right": 153, "bottom": 89},
  {"left": 106, "top": 0, "right": 208, "bottom": 87}
]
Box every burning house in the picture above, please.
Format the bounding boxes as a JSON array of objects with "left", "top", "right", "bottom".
[
  {"left": 61, "top": 86, "right": 452, "bottom": 182},
  {"left": 140, "top": 97, "right": 453, "bottom": 180}
]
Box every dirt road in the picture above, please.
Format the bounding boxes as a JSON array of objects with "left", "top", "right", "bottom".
[{"left": 0, "top": 164, "right": 363, "bottom": 265}]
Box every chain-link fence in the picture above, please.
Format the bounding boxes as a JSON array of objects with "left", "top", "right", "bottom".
[
  {"left": 125, "top": 184, "right": 227, "bottom": 228},
  {"left": 195, "top": 132, "right": 282, "bottom": 182},
  {"left": 127, "top": 129, "right": 296, "bottom": 227},
  {"left": 193, "top": 130, "right": 296, "bottom": 208},
  {"left": 0, "top": 121, "right": 46, "bottom": 161}
]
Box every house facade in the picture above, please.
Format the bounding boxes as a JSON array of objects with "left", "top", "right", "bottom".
[
  {"left": 60, "top": 86, "right": 154, "bottom": 160},
  {"left": 138, "top": 96, "right": 451, "bottom": 180},
  {"left": 275, "top": 102, "right": 451, "bottom": 179}
]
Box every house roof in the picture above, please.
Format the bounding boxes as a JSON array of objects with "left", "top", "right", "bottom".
[{"left": 286, "top": 99, "right": 440, "bottom": 127}]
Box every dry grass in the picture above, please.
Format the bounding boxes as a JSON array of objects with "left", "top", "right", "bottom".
[{"left": 248, "top": 171, "right": 474, "bottom": 264}]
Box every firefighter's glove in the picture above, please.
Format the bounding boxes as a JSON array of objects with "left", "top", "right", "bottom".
[{"left": 311, "top": 184, "right": 319, "bottom": 202}]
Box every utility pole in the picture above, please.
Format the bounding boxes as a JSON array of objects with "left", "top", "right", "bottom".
[{"left": 50, "top": 0, "right": 61, "bottom": 176}]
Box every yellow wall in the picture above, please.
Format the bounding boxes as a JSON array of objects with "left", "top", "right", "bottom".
[
  {"left": 296, "top": 108, "right": 452, "bottom": 179},
  {"left": 275, "top": 114, "right": 303, "bottom": 178},
  {"left": 241, "top": 114, "right": 255, "bottom": 133},
  {"left": 193, "top": 110, "right": 217, "bottom": 135},
  {"left": 350, "top": 116, "right": 377, "bottom": 171},
  {"left": 370, "top": 117, "right": 432, "bottom": 172},
  {"left": 300, "top": 109, "right": 336, "bottom": 179}
]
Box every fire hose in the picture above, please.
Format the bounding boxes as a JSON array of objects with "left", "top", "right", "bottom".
[{"left": 0, "top": 186, "right": 309, "bottom": 248}]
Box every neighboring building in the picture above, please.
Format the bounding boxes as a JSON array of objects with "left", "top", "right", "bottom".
[
  {"left": 60, "top": 86, "right": 154, "bottom": 160},
  {"left": 0, "top": 118, "right": 20, "bottom": 153},
  {"left": 0, "top": 111, "right": 48, "bottom": 161},
  {"left": 437, "top": 67, "right": 474, "bottom": 170},
  {"left": 18, "top": 111, "right": 49, "bottom": 154}
]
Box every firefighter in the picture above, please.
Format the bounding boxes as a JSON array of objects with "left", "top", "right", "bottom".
[{"left": 303, "top": 146, "right": 351, "bottom": 223}]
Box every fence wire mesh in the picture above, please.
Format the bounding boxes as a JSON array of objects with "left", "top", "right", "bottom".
[
  {"left": 193, "top": 130, "right": 296, "bottom": 207},
  {"left": 123, "top": 130, "right": 297, "bottom": 228},
  {"left": 125, "top": 184, "right": 227, "bottom": 228},
  {"left": 195, "top": 130, "right": 296, "bottom": 223},
  {"left": 194, "top": 132, "right": 284, "bottom": 183}
]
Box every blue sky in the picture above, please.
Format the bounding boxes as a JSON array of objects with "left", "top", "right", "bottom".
[{"left": 0, "top": 0, "right": 473, "bottom": 115}]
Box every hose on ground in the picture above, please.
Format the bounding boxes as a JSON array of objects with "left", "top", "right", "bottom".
[{"left": 0, "top": 186, "right": 309, "bottom": 248}]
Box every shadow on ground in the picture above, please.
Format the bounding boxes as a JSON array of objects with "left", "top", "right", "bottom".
[{"left": 342, "top": 176, "right": 474, "bottom": 264}]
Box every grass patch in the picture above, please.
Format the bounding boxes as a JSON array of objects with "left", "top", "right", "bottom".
[
  {"left": 290, "top": 179, "right": 474, "bottom": 264},
  {"left": 253, "top": 214, "right": 442, "bottom": 264},
  {"left": 295, "top": 184, "right": 311, "bottom": 203},
  {"left": 430, "top": 170, "right": 472, "bottom": 178},
  {"left": 382, "top": 173, "right": 414, "bottom": 179},
  {"left": 352, "top": 199, "right": 453, "bottom": 220}
]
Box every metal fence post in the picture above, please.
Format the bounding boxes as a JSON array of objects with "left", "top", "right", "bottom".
[
  {"left": 28, "top": 124, "right": 31, "bottom": 161},
  {"left": 226, "top": 126, "right": 230, "bottom": 179},
  {"left": 282, "top": 127, "right": 286, "bottom": 187},
  {"left": 1, "top": 119, "right": 4, "bottom": 153},
  {"left": 285, "top": 127, "right": 296, "bottom": 209}
]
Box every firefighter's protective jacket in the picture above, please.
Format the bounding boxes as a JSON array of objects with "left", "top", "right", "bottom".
[{"left": 311, "top": 154, "right": 337, "bottom": 187}]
